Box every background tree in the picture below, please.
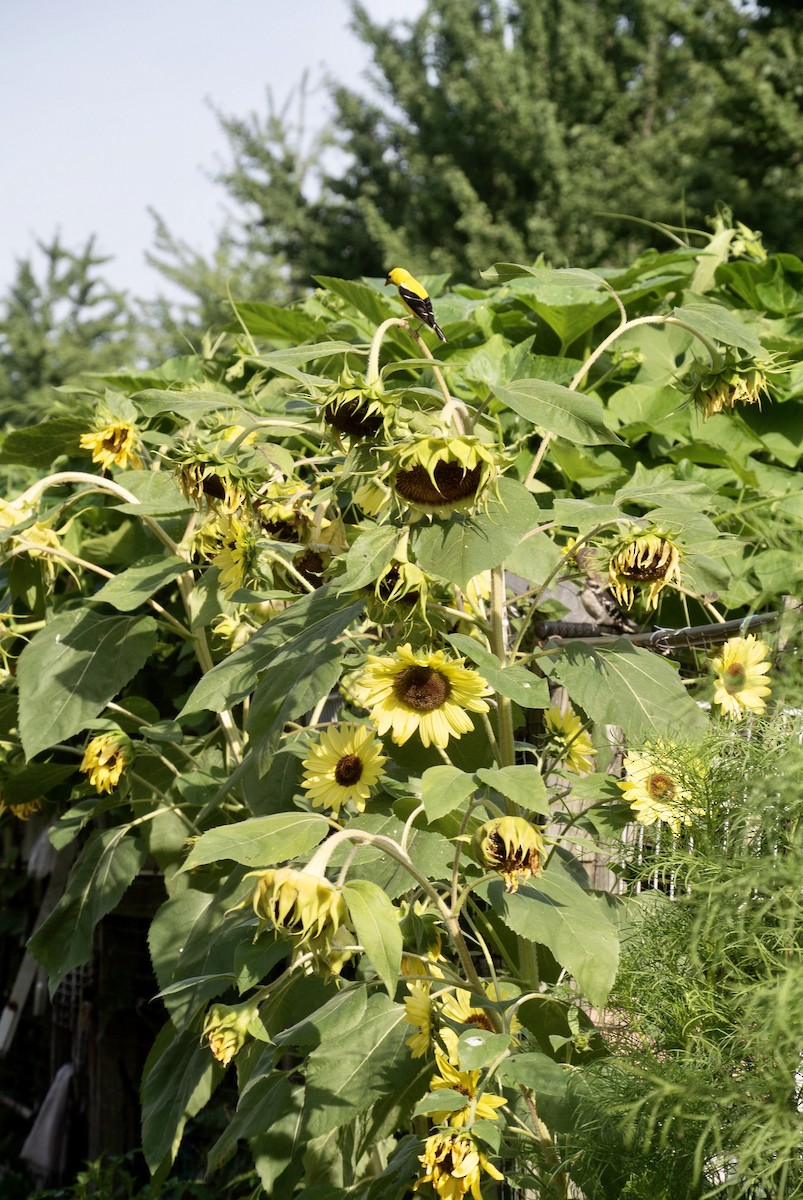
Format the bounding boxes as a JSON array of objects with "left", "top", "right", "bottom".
[
  {"left": 211, "top": 0, "right": 803, "bottom": 288},
  {"left": 0, "top": 235, "right": 136, "bottom": 427}
]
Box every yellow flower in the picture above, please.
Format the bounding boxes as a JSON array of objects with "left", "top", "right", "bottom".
[
  {"left": 426, "top": 1054, "right": 508, "bottom": 1127},
  {"left": 685, "top": 351, "right": 771, "bottom": 418},
  {"left": 474, "top": 817, "right": 544, "bottom": 893},
  {"left": 80, "top": 421, "right": 142, "bottom": 471},
  {"left": 390, "top": 436, "right": 499, "bottom": 516},
  {"left": 80, "top": 731, "right": 133, "bottom": 794},
  {"left": 438, "top": 985, "right": 519, "bottom": 1064},
  {"left": 254, "top": 479, "right": 317, "bottom": 542},
  {"left": 712, "top": 634, "right": 772, "bottom": 720},
  {"left": 353, "top": 478, "right": 392, "bottom": 517},
  {"left": 544, "top": 704, "right": 596, "bottom": 774},
  {"left": 202, "top": 1000, "right": 266, "bottom": 1067},
  {"left": 355, "top": 643, "right": 491, "bottom": 748},
  {"left": 608, "top": 527, "right": 682, "bottom": 611},
  {"left": 0, "top": 797, "right": 43, "bottom": 821},
  {"left": 248, "top": 867, "right": 347, "bottom": 950},
  {"left": 367, "top": 560, "right": 432, "bottom": 627},
  {"left": 178, "top": 459, "right": 246, "bottom": 515},
  {"left": 619, "top": 742, "right": 700, "bottom": 835},
  {"left": 414, "top": 1131, "right": 504, "bottom": 1200},
  {"left": 210, "top": 514, "right": 261, "bottom": 598},
  {"left": 404, "top": 981, "right": 435, "bottom": 1058},
  {"left": 301, "top": 724, "right": 387, "bottom": 817}
]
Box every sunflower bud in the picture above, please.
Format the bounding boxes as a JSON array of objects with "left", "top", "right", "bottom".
[
  {"left": 80, "top": 730, "right": 134, "bottom": 795},
  {"left": 249, "top": 867, "right": 348, "bottom": 950},
  {"left": 474, "top": 817, "right": 545, "bottom": 893},
  {"left": 322, "top": 373, "right": 389, "bottom": 439},
  {"left": 202, "top": 1000, "right": 267, "bottom": 1067}
]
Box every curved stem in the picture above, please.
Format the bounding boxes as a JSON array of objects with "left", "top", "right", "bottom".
[
  {"left": 408, "top": 326, "right": 469, "bottom": 434},
  {"left": 366, "top": 318, "right": 409, "bottom": 384},
  {"left": 490, "top": 566, "right": 516, "bottom": 770}
]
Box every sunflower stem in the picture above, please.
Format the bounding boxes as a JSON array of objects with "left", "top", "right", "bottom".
[
  {"left": 366, "top": 318, "right": 408, "bottom": 384},
  {"left": 408, "top": 325, "right": 469, "bottom": 434},
  {"left": 490, "top": 566, "right": 516, "bottom": 771}
]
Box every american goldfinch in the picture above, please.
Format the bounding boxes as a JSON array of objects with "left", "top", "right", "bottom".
[{"left": 385, "top": 267, "right": 447, "bottom": 343}]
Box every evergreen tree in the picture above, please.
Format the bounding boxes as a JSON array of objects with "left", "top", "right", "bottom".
[
  {"left": 215, "top": 0, "right": 803, "bottom": 286},
  {"left": 0, "top": 235, "right": 135, "bottom": 427}
]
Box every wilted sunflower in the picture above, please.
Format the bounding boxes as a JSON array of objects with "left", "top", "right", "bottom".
[
  {"left": 684, "top": 351, "right": 772, "bottom": 419},
  {"left": 301, "top": 724, "right": 387, "bottom": 816},
  {"left": 321, "top": 369, "right": 391, "bottom": 439},
  {"left": 0, "top": 797, "right": 43, "bottom": 821},
  {"left": 80, "top": 420, "right": 142, "bottom": 471},
  {"left": 248, "top": 866, "right": 348, "bottom": 951},
  {"left": 608, "top": 526, "right": 682, "bottom": 611},
  {"left": 474, "top": 816, "right": 545, "bottom": 892},
  {"left": 202, "top": 1000, "right": 266, "bottom": 1067},
  {"left": 80, "top": 731, "right": 133, "bottom": 794},
  {"left": 543, "top": 704, "right": 596, "bottom": 774},
  {"left": 414, "top": 1130, "right": 504, "bottom": 1200},
  {"left": 390, "top": 435, "right": 499, "bottom": 516},
  {"left": 619, "top": 742, "right": 700, "bottom": 835},
  {"left": 366, "top": 559, "right": 432, "bottom": 627},
  {"left": 355, "top": 643, "right": 491, "bottom": 748},
  {"left": 254, "top": 479, "right": 317, "bottom": 542},
  {"left": 712, "top": 634, "right": 772, "bottom": 719},
  {"left": 426, "top": 1054, "right": 508, "bottom": 1127}
]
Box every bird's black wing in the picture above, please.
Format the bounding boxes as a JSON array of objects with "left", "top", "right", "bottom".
[{"left": 398, "top": 284, "right": 437, "bottom": 328}]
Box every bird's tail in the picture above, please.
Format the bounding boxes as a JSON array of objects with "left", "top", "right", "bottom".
[{"left": 432, "top": 321, "right": 448, "bottom": 344}]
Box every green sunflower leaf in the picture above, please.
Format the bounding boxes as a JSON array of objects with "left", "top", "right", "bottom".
[{"left": 343, "top": 880, "right": 403, "bottom": 998}]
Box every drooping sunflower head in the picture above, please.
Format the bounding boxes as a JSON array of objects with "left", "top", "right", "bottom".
[
  {"left": 684, "top": 351, "right": 772, "bottom": 419},
  {"left": 249, "top": 866, "right": 348, "bottom": 951},
  {"left": 80, "top": 730, "right": 134, "bottom": 795},
  {"left": 80, "top": 419, "right": 143, "bottom": 472},
  {"left": 301, "top": 724, "right": 387, "bottom": 817},
  {"left": 202, "top": 1000, "right": 265, "bottom": 1067},
  {"left": 414, "top": 1130, "right": 505, "bottom": 1200},
  {"left": 712, "top": 633, "right": 772, "bottom": 720},
  {"left": 619, "top": 740, "right": 703, "bottom": 835},
  {"left": 253, "top": 479, "right": 318, "bottom": 543},
  {"left": 169, "top": 438, "right": 252, "bottom": 515},
  {"left": 474, "top": 816, "right": 545, "bottom": 893},
  {"left": 543, "top": 703, "right": 596, "bottom": 775},
  {"left": 322, "top": 368, "right": 394, "bottom": 440},
  {"left": 608, "top": 525, "right": 682, "bottom": 611},
  {"left": 0, "top": 797, "right": 44, "bottom": 821},
  {"left": 355, "top": 643, "right": 491, "bottom": 748},
  {"left": 389, "top": 435, "right": 500, "bottom": 516},
  {"left": 365, "top": 559, "right": 433, "bottom": 629}
]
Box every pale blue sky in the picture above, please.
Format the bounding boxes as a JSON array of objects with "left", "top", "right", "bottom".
[{"left": 0, "top": 0, "right": 420, "bottom": 300}]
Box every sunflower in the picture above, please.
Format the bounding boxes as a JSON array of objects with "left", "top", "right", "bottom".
[
  {"left": 355, "top": 643, "right": 491, "bottom": 748},
  {"left": 0, "top": 797, "right": 43, "bottom": 821},
  {"left": 414, "top": 1130, "right": 505, "bottom": 1200},
  {"left": 390, "top": 436, "right": 499, "bottom": 516},
  {"left": 248, "top": 866, "right": 348, "bottom": 951},
  {"left": 254, "top": 479, "right": 317, "bottom": 542},
  {"left": 80, "top": 731, "right": 133, "bottom": 794},
  {"left": 202, "top": 1000, "right": 265, "bottom": 1068},
  {"left": 474, "top": 817, "right": 544, "bottom": 893},
  {"left": 543, "top": 704, "right": 596, "bottom": 774},
  {"left": 301, "top": 724, "right": 387, "bottom": 816},
  {"left": 322, "top": 369, "right": 392, "bottom": 439},
  {"left": 210, "top": 514, "right": 262, "bottom": 598},
  {"left": 426, "top": 1054, "right": 508, "bottom": 1127},
  {"left": 619, "top": 742, "right": 700, "bottom": 835},
  {"left": 712, "top": 634, "right": 772, "bottom": 720},
  {"left": 684, "top": 351, "right": 771, "bottom": 418},
  {"left": 80, "top": 420, "right": 142, "bottom": 471},
  {"left": 608, "top": 526, "right": 682, "bottom": 611},
  {"left": 404, "top": 982, "right": 436, "bottom": 1059}
]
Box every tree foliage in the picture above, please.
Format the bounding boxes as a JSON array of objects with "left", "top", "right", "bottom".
[
  {"left": 215, "top": 0, "right": 803, "bottom": 287},
  {"left": 0, "top": 235, "right": 135, "bottom": 427}
]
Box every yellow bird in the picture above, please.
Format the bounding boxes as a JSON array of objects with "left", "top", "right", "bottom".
[{"left": 385, "top": 267, "right": 448, "bottom": 343}]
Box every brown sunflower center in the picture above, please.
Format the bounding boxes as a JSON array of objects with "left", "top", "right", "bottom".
[
  {"left": 324, "top": 397, "right": 382, "bottom": 438},
  {"left": 724, "top": 662, "right": 746, "bottom": 691},
  {"left": 467, "top": 1011, "right": 495, "bottom": 1032},
  {"left": 334, "top": 754, "right": 364, "bottom": 786},
  {"left": 487, "top": 833, "right": 535, "bottom": 872},
  {"left": 376, "top": 565, "right": 419, "bottom": 606},
  {"left": 102, "top": 430, "right": 127, "bottom": 453},
  {"left": 621, "top": 541, "right": 674, "bottom": 581},
  {"left": 647, "top": 772, "right": 676, "bottom": 801},
  {"left": 394, "top": 461, "right": 482, "bottom": 507},
  {"left": 394, "top": 665, "right": 451, "bottom": 712},
  {"left": 201, "top": 473, "right": 227, "bottom": 500}
]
